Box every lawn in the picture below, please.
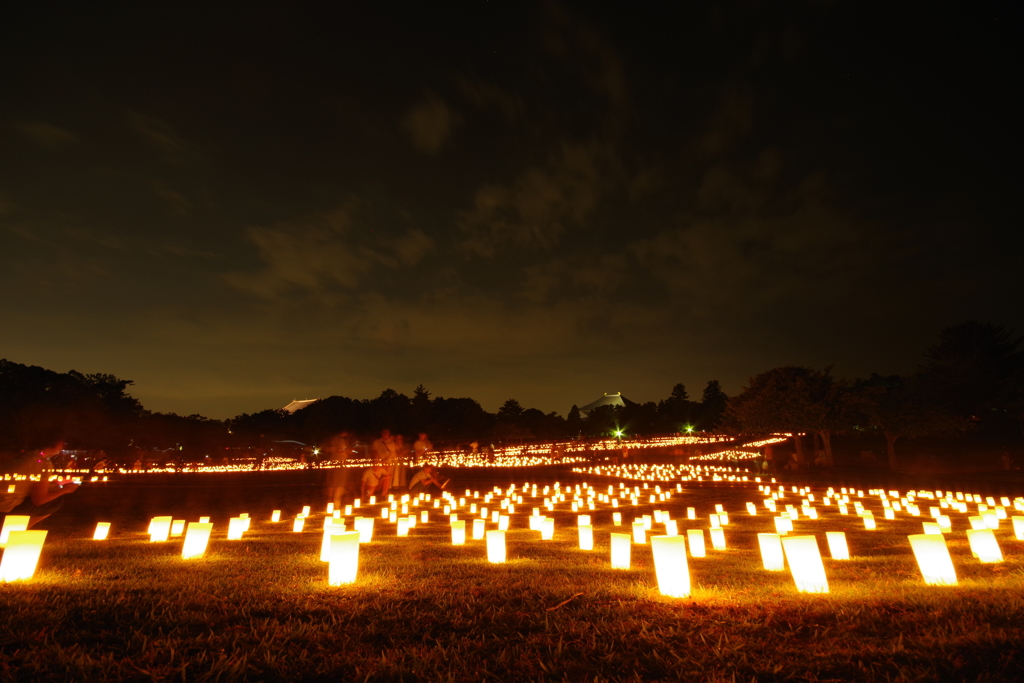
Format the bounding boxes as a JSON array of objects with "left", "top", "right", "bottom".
[{"left": 2, "top": 465, "right": 1024, "bottom": 682}]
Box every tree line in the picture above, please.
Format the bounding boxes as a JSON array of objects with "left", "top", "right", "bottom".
[{"left": 722, "top": 321, "right": 1023, "bottom": 470}]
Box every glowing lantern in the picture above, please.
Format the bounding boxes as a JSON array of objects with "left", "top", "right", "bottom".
[
  {"left": 486, "top": 530, "right": 506, "bottom": 563},
  {"left": 451, "top": 520, "right": 466, "bottom": 545},
  {"left": 328, "top": 531, "right": 361, "bottom": 585},
  {"left": 861, "top": 513, "right": 876, "bottom": 530},
  {"left": 150, "top": 516, "right": 173, "bottom": 542},
  {"left": 922, "top": 522, "right": 942, "bottom": 535},
  {"left": 884, "top": 508, "right": 895, "bottom": 521},
  {"left": 664, "top": 520, "right": 678, "bottom": 537},
  {"left": 825, "top": 531, "right": 850, "bottom": 560},
  {"left": 966, "top": 528, "right": 1003, "bottom": 563},
  {"left": 420, "top": 511, "right": 429, "bottom": 524},
  {"left": 936, "top": 515, "right": 952, "bottom": 532},
  {"left": 498, "top": 515, "right": 510, "bottom": 531},
  {"left": 746, "top": 502, "right": 757, "bottom": 515},
  {"left": 968, "top": 515, "right": 986, "bottom": 530},
  {"left": 321, "top": 520, "right": 346, "bottom": 560},
  {"left": 326, "top": 503, "right": 334, "bottom": 514},
  {"left": 774, "top": 516, "right": 793, "bottom": 534},
  {"left": 578, "top": 514, "right": 591, "bottom": 527},
  {"left": 578, "top": 525, "right": 594, "bottom": 550},
  {"left": 227, "top": 517, "right": 247, "bottom": 540},
  {"left": 0, "top": 530, "right": 47, "bottom": 581},
  {"left": 781, "top": 535, "right": 829, "bottom": 593},
  {"left": 353, "top": 517, "right": 374, "bottom": 543},
  {"left": 709, "top": 514, "right": 721, "bottom": 529},
  {"left": 345, "top": 505, "right": 354, "bottom": 515},
  {"left": 397, "top": 517, "right": 411, "bottom": 537},
  {"left": 650, "top": 535, "right": 690, "bottom": 598},
  {"left": 908, "top": 534, "right": 957, "bottom": 585},
  {"left": 709, "top": 527, "right": 726, "bottom": 550},
  {"left": 687, "top": 529, "right": 706, "bottom": 558},
  {"left": 271, "top": 510, "right": 281, "bottom": 523},
  {"left": 293, "top": 516, "right": 305, "bottom": 533},
  {"left": 472, "top": 518, "right": 486, "bottom": 540},
  {"left": 540, "top": 517, "right": 555, "bottom": 540},
  {"left": 613, "top": 512, "right": 622, "bottom": 526},
  {"left": 93, "top": 522, "right": 110, "bottom": 541},
  {"left": 757, "top": 533, "right": 785, "bottom": 570},
  {"left": 983, "top": 513, "right": 999, "bottom": 530},
  {"left": 632, "top": 521, "right": 646, "bottom": 544},
  {"left": 610, "top": 532, "right": 631, "bottom": 569},
  {"left": 0, "top": 516, "right": 30, "bottom": 547},
  {"left": 181, "top": 522, "right": 213, "bottom": 559},
  {"left": 301, "top": 506, "right": 311, "bottom": 516},
  {"left": 1012, "top": 516, "right": 1024, "bottom": 540},
  {"left": 171, "top": 520, "right": 186, "bottom": 537},
  {"left": 199, "top": 516, "right": 210, "bottom": 524}
]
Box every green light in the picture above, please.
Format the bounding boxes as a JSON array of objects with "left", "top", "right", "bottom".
[
  {"left": 684, "top": 425, "right": 695, "bottom": 434},
  {"left": 614, "top": 430, "right": 624, "bottom": 437}
]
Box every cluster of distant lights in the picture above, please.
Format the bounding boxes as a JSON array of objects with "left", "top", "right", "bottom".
[
  {"left": 6, "top": 469, "right": 1024, "bottom": 596},
  {"left": 46, "top": 434, "right": 734, "bottom": 477}
]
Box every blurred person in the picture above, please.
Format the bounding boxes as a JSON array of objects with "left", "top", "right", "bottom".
[
  {"left": 413, "top": 432, "right": 433, "bottom": 463},
  {"left": 0, "top": 439, "right": 80, "bottom": 528},
  {"left": 372, "top": 429, "right": 396, "bottom": 465},
  {"left": 408, "top": 465, "right": 448, "bottom": 495},
  {"left": 392, "top": 434, "right": 408, "bottom": 489},
  {"left": 361, "top": 465, "right": 392, "bottom": 500}
]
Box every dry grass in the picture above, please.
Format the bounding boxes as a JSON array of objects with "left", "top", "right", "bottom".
[{"left": 2, "top": 468, "right": 1024, "bottom": 682}]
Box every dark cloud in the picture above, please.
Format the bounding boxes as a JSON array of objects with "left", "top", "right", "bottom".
[
  {"left": 400, "top": 93, "right": 460, "bottom": 154},
  {"left": 10, "top": 121, "right": 78, "bottom": 149}
]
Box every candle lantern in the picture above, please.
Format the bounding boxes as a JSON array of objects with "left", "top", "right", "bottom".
[
  {"left": 150, "top": 516, "right": 173, "bottom": 542},
  {"left": 774, "top": 516, "right": 793, "bottom": 534},
  {"left": 0, "top": 529, "right": 47, "bottom": 581},
  {"left": 451, "top": 520, "right": 466, "bottom": 545},
  {"left": 664, "top": 520, "right": 678, "bottom": 537},
  {"left": 227, "top": 517, "right": 247, "bottom": 540},
  {"left": 328, "top": 531, "right": 361, "bottom": 585},
  {"left": 781, "top": 535, "right": 829, "bottom": 593},
  {"left": 922, "top": 522, "right": 942, "bottom": 535},
  {"left": 93, "top": 522, "right": 111, "bottom": 541},
  {"left": 966, "top": 528, "right": 1003, "bottom": 563},
  {"left": 486, "top": 530, "right": 506, "bottom": 563},
  {"left": 354, "top": 517, "right": 374, "bottom": 543},
  {"left": 472, "top": 518, "right": 486, "bottom": 540},
  {"left": 757, "top": 532, "right": 785, "bottom": 571},
  {"left": 271, "top": 510, "right": 282, "bottom": 523},
  {"left": 632, "top": 521, "right": 646, "bottom": 544},
  {"left": 320, "top": 520, "right": 346, "bottom": 561},
  {"left": 908, "top": 534, "right": 957, "bottom": 585},
  {"left": 181, "top": 522, "right": 213, "bottom": 559},
  {"left": 825, "top": 531, "right": 850, "bottom": 560},
  {"left": 293, "top": 516, "right": 305, "bottom": 532},
  {"left": 612, "top": 512, "right": 622, "bottom": 526},
  {"left": 540, "top": 517, "right": 555, "bottom": 540},
  {"left": 171, "top": 520, "right": 186, "bottom": 537},
  {"left": 397, "top": 517, "right": 411, "bottom": 537},
  {"left": 1012, "top": 516, "right": 1024, "bottom": 541},
  {"left": 709, "top": 527, "right": 726, "bottom": 550},
  {"left": 498, "top": 515, "right": 510, "bottom": 531},
  {"left": 578, "top": 524, "right": 594, "bottom": 550},
  {"left": 687, "top": 529, "right": 706, "bottom": 558},
  {"left": 610, "top": 532, "right": 631, "bottom": 569},
  {"left": 650, "top": 535, "right": 690, "bottom": 598}
]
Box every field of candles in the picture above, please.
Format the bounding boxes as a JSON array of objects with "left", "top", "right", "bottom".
[{"left": 3, "top": 466, "right": 1024, "bottom": 681}]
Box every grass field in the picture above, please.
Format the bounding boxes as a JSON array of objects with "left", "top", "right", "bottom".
[{"left": 3, "top": 466, "right": 1024, "bottom": 682}]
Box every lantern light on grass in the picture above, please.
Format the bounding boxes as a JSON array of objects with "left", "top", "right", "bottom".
[
  {"left": 498, "top": 515, "right": 510, "bottom": 531},
  {"left": 1, "top": 515, "right": 30, "bottom": 546},
  {"left": 0, "top": 530, "right": 47, "bottom": 581},
  {"left": 451, "top": 520, "right": 466, "bottom": 545},
  {"left": 271, "top": 510, "right": 281, "bottom": 523},
  {"left": 321, "top": 521, "right": 346, "bottom": 561},
  {"left": 345, "top": 505, "right": 354, "bottom": 515},
  {"left": 540, "top": 517, "right": 555, "bottom": 540},
  {"left": 397, "top": 517, "right": 411, "bottom": 537},
  {"left": 1012, "top": 516, "right": 1024, "bottom": 541},
  {"left": 687, "top": 507, "right": 696, "bottom": 520},
  {"left": 825, "top": 531, "right": 850, "bottom": 560},
  {"left": 632, "top": 521, "right": 646, "bottom": 544},
  {"left": 227, "top": 517, "right": 247, "bottom": 540},
  {"left": 983, "top": 513, "right": 999, "bottom": 530},
  {"left": 171, "top": 520, "right": 186, "bottom": 537},
  {"left": 908, "top": 534, "right": 957, "bottom": 585},
  {"left": 884, "top": 508, "right": 895, "bottom": 521},
  {"left": 746, "top": 502, "right": 757, "bottom": 515},
  {"left": 486, "top": 530, "right": 506, "bottom": 563},
  {"left": 968, "top": 516, "right": 986, "bottom": 530},
  {"left": 578, "top": 524, "right": 594, "bottom": 550},
  {"left": 328, "top": 531, "right": 361, "bottom": 585},
  {"left": 610, "top": 532, "right": 631, "bottom": 569},
  {"left": 578, "top": 514, "right": 591, "bottom": 527},
  {"left": 613, "top": 512, "right": 622, "bottom": 526},
  {"left": 709, "top": 527, "right": 726, "bottom": 550},
  {"left": 472, "top": 518, "right": 486, "bottom": 540},
  {"left": 293, "top": 516, "right": 305, "bottom": 533},
  {"left": 781, "top": 535, "right": 829, "bottom": 593},
  {"left": 664, "top": 520, "right": 678, "bottom": 537},
  {"left": 420, "top": 511, "right": 429, "bottom": 524},
  {"left": 774, "top": 516, "right": 793, "bottom": 535},
  {"left": 687, "top": 529, "right": 706, "bottom": 558},
  {"left": 757, "top": 533, "right": 785, "bottom": 571},
  {"left": 922, "top": 522, "right": 942, "bottom": 535},
  {"left": 150, "top": 516, "right": 173, "bottom": 542},
  {"left": 181, "top": 522, "right": 213, "bottom": 559},
  {"left": 966, "top": 528, "right": 1003, "bottom": 562},
  {"left": 93, "top": 522, "right": 111, "bottom": 541},
  {"left": 199, "top": 516, "right": 210, "bottom": 524},
  {"left": 354, "top": 517, "right": 374, "bottom": 543},
  {"left": 936, "top": 515, "right": 952, "bottom": 532},
  {"left": 861, "top": 513, "right": 876, "bottom": 530},
  {"left": 650, "top": 535, "right": 691, "bottom": 598}
]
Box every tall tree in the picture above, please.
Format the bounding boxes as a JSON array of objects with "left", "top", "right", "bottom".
[{"left": 699, "top": 380, "right": 729, "bottom": 430}]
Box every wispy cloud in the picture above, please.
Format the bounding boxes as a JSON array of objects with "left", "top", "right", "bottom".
[
  {"left": 10, "top": 121, "right": 78, "bottom": 149},
  {"left": 400, "top": 92, "right": 460, "bottom": 153}
]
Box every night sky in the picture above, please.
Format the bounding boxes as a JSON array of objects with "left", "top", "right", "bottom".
[{"left": 1, "top": 2, "right": 1020, "bottom": 419}]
